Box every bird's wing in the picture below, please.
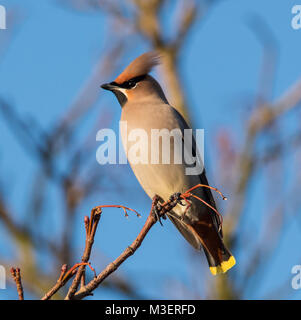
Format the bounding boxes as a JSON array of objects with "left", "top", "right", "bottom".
[{"left": 170, "top": 106, "right": 223, "bottom": 237}]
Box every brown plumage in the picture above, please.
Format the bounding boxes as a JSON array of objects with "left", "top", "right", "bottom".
[{"left": 114, "top": 51, "right": 161, "bottom": 84}]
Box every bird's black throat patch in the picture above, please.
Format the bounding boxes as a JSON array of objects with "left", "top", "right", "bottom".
[
  {"left": 112, "top": 90, "right": 127, "bottom": 107},
  {"left": 109, "top": 74, "right": 147, "bottom": 106}
]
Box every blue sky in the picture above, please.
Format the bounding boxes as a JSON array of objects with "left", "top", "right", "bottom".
[{"left": 0, "top": 0, "right": 301, "bottom": 299}]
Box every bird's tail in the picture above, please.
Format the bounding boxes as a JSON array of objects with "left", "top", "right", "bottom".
[
  {"left": 168, "top": 214, "right": 236, "bottom": 275},
  {"left": 189, "top": 222, "right": 236, "bottom": 275},
  {"left": 201, "top": 243, "right": 236, "bottom": 275}
]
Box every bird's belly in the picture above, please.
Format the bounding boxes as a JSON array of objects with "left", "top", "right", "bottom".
[{"left": 129, "top": 162, "right": 191, "bottom": 200}]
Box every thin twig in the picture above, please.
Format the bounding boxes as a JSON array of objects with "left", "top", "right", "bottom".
[
  {"left": 10, "top": 267, "right": 24, "bottom": 300},
  {"left": 65, "top": 207, "right": 101, "bottom": 299},
  {"left": 65, "top": 205, "right": 140, "bottom": 299},
  {"left": 71, "top": 201, "right": 161, "bottom": 299},
  {"left": 41, "top": 264, "right": 68, "bottom": 300}
]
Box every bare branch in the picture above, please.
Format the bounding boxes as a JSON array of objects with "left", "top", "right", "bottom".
[
  {"left": 65, "top": 208, "right": 101, "bottom": 299},
  {"left": 10, "top": 268, "right": 24, "bottom": 300},
  {"left": 70, "top": 184, "right": 225, "bottom": 299},
  {"left": 41, "top": 264, "right": 68, "bottom": 300}
]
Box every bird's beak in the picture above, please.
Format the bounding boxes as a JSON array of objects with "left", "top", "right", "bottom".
[{"left": 100, "top": 82, "right": 119, "bottom": 91}]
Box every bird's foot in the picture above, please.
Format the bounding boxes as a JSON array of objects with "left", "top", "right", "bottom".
[
  {"left": 169, "top": 192, "right": 191, "bottom": 221},
  {"left": 151, "top": 195, "right": 166, "bottom": 226},
  {"left": 169, "top": 192, "right": 185, "bottom": 206}
]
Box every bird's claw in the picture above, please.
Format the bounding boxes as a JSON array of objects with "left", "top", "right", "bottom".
[
  {"left": 169, "top": 192, "right": 184, "bottom": 206},
  {"left": 151, "top": 196, "right": 166, "bottom": 226},
  {"left": 153, "top": 202, "right": 165, "bottom": 226},
  {"left": 152, "top": 193, "right": 183, "bottom": 226}
]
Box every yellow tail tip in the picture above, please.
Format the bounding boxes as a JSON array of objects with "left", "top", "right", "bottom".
[{"left": 209, "top": 256, "right": 236, "bottom": 276}]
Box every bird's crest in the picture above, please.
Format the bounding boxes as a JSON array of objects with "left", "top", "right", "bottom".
[{"left": 114, "top": 52, "right": 161, "bottom": 84}]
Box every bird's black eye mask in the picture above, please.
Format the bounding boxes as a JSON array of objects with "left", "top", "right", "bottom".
[
  {"left": 101, "top": 75, "right": 147, "bottom": 107},
  {"left": 110, "top": 74, "right": 147, "bottom": 89}
]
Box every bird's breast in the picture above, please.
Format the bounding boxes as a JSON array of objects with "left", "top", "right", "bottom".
[{"left": 120, "top": 103, "right": 201, "bottom": 207}]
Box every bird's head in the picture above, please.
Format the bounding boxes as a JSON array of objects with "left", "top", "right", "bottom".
[{"left": 101, "top": 52, "right": 168, "bottom": 106}]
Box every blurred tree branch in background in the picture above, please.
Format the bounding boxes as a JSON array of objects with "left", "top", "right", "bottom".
[
  {"left": 213, "top": 16, "right": 301, "bottom": 299},
  {"left": 61, "top": 0, "right": 210, "bottom": 122},
  {"left": 0, "top": 15, "right": 137, "bottom": 298}
]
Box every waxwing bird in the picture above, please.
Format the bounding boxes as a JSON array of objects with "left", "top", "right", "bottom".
[{"left": 101, "top": 52, "right": 236, "bottom": 275}]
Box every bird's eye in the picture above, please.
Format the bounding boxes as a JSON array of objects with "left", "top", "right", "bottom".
[{"left": 124, "top": 80, "right": 136, "bottom": 89}]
